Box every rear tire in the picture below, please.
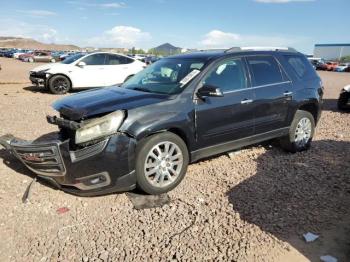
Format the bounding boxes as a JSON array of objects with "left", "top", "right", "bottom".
[
  {"left": 135, "top": 132, "right": 189, "bottom": 195},
  {"left": 48, "top": 75, "right": 71, "bottom": 94},
  {"left": 28, "top": 57, "right": 34, "bottom": 63},
  {"left": 279, "top": 110, "right": 315, "bottom": 153}
]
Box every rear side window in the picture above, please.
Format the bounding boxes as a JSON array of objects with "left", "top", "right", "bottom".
[
  {"left": 121, "top": 56, "right": 134, "bottom": 64},
  {"left": 284, "top": 55, "right": 316, "bottom": 80},
  {"left": 82, "top": 54, "right": 106, "bottom": 65},
  {"left": 106, "top": 54, "right": 122, "bottom": 65},
  {"left": 106, "top": 54, "right": 134, "bottom": 65},
  {"left": 246, "top": 56, "right": 283, "bottom": 86}
]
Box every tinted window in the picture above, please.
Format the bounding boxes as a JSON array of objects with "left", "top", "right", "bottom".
[
  {"left": 61, "top": 53, "right": 85, "bottom": 64},
  {"left": 247, "top": 56, "right": 283, "bottom": 86},
  {"left": 285, "top": 55, "right": 317, "bottom": 79},
  {"left": 120, "top": 56, "right": 134, "bottom": 64},
  {"left": 82, "top": 54, "right": 106, "bottom": 65},
  {"left": 203, "top": 58, "right": 247, "bottom": 93},
  {"left": 106, "top": 54, "right": 133, "bottom": 65}
]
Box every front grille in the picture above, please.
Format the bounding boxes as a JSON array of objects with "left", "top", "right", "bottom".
[
  {"left": 29, "top": 71, "right": 46, "bottom": 79},
  {"left": 12, "top": 143, "right": 65, "bottom": 176},
  {"left": 70, "top": 139, "right": 108, "bottom": 163}
]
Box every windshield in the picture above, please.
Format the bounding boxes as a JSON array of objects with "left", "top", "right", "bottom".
[
  {"left": 61, "top": 53, "right": 85, "bottom": 64},
  {"left": 122, "top": 58, "right": 205, "bottom": 95}
]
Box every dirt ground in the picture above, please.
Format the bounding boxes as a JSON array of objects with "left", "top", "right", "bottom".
[{"left": 0, "top": 57, "right": 349, "bottom": 262}]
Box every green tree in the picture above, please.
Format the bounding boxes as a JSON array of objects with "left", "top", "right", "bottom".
[{"left": 340, "top": 56, "right": 350, "bottom": 63}]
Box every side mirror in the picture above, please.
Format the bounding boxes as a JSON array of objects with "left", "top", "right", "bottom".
[
  {"left": 77, "top": 61, "right": 86, "bottom": 68},
  {"left": 197, "top": 85, "right": 223, "bottom": 98}
]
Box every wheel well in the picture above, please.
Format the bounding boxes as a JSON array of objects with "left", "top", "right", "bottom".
[
  {"left": 299, "top": 103, "right": 318, "bottom": 122},
  {"left": 167, "top": 128, "right": 189, "bottom": 147},
  {"left": 48, "top": 74, "right": 72, "bottom": 88},
  {"left": 143, "top": 128, "right": 191, "bottom": 157}
]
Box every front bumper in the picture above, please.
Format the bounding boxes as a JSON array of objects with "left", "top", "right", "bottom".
[
  {"left": 0, "top": 133, "right": 137, "bottom": 196},
  {"left": 29, "top": 72, "right": 49, "bottom": 87}
]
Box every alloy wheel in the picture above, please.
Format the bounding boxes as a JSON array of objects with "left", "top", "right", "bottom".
[
  {"left": 53, "top": 78, "right": 69, "bottom": 92},
  {"left": 144, "top": 141, "right": 184, "bottom": 188},
  {"left": 294, "top": 117, "right": 312, "bottom": 147}
]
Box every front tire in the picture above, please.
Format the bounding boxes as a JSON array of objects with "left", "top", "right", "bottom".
[
  {"left": 135, "top": 132, "right": 189, "bottom": 195},
  {"left": 48, "top": 75, "right": 71, "bottom": 94},
  {"left": 279, "top": 110, "right": 315, "bottom": 153},
  {"left": 28, "top": 57, "right": 34, "bottom": 63}
]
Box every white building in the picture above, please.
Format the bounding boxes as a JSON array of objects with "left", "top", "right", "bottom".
[{"left": 314, "top": 44, "right": 350, "bottom": 60}]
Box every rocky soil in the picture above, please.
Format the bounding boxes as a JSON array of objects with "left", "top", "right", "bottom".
[{"left": 0, "top": 58, "right": 349, "bottom": 261}]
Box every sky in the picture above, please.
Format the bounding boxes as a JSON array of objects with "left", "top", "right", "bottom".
[{"left": 0, "top": 0, "right": 349, "bottom": 53}]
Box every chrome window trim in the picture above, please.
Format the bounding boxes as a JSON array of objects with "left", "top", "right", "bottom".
[{"left": 223, "top": 80, "right": 292, "bottom": 94}]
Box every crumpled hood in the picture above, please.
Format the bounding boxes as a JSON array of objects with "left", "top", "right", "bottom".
[
  {"left": 31, "top": 63, "right": 71, "bottom": 72},
  {"left": 52, "top": 86, "right": 170, "bottom": 120}
]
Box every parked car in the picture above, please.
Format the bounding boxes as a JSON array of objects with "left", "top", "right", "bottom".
[
  {"left": 13, "top": 49, "right": 31, "bottom": 59},
  {"left": 51, "top": 51, "right": 65, "bottom": 62},
  {"left": 334, "top": 63, "right": 350, "bottom": 72},
  {"left": 29, "top": 52, "right": 146, "bottom": 94},
  {"left": 26, "top": 51, "right": 56, "bottom": 63},
  {"left": 143, "top": 56, "right": 161, "bottom": 65},
  {"left": 19, "top": 51, "right": 34, "bottom": 61},
  {"left": 337, "top": 85, "right": 350, "bottom": 110},
  {"left": 60, "top": 52, "right": 77, "bottom": 61},
  {"left": 0, "top": 47, "right": 323, "bottom": 196},
  {"left": 0, "top": 48, "right": 10, "bottom": 57},
  {"left": 325, "top": 61, "right": 338, "bottom": 71},
  {"left": 3, "top": 49, "right": 18, "bottom": 58},
  {"left": 309, "top": 59, "right": 327, "bottom": 70}
]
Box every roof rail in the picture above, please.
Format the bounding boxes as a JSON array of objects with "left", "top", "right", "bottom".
[
  {"left": 197, "top": 48, "right": 226, "bottom": 52},
  {"left": 225, "top": 46, "right": 298, "bottom": 53}
]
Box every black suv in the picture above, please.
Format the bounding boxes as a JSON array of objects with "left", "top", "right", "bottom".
[{"left": 0, "top": 47, "right": 323, "bottom": 196}]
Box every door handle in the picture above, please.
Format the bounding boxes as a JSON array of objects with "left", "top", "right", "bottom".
[
  {"left": 241, "top": 99, "right": 253, "bottom": 104},
  {"left": 283, "top": 91, "right": 293, "bottom": 96}
]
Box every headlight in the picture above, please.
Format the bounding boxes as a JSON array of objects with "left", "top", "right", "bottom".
[{"left": 75, "top": 111, "right": 125, "bottom": 144}]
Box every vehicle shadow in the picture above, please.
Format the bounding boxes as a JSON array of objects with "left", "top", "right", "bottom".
[
  {"left": 23, "top": 85, "right": 49, "bottom": 93},
  {"left": 322, "top": 98, "right": 338, "bottom": 112},
  {"left": 0, "top": 148, "right": 59, "bottom": 192},
  {"left": 226, "top": 140, "right": 350, "bottom": 261},
  {"left": 0, "top": 132, "right": 165, "bottom": 205},
  {"left": 23, "top": 85, "right": 84, "bottom": 94}
]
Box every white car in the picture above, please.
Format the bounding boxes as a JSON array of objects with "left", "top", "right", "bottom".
[
  {"left": 335, "top": 63, "right": 350, "bottom": 72},
  {"left": 29, "top": 52, "right": 146, "bottom": 94}
]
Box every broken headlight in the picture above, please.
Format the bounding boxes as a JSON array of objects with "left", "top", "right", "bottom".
[{"left": 75, "top": 111, "right": 125, "bottom": 144}]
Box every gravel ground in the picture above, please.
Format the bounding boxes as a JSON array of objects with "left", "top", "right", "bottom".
[{"left": 0, "top": 58, "right": 349, "bottom": 261}]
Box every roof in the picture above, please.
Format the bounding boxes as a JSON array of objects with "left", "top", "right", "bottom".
[
  {"left": 315, "top": 44, "right": 350, "bottom": 47},
  {"left": 167, "top": 47, "right": 299, "bottom": 61},
  {"left": 166, "top": 50, "right": 225, "bottom": 60}
]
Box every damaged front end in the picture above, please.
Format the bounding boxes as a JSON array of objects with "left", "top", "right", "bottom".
[{"left": 0, "top": 112, "right": 137, "bottom": 196}]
